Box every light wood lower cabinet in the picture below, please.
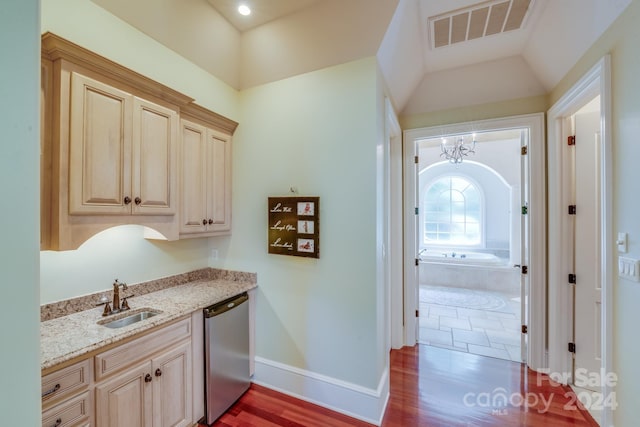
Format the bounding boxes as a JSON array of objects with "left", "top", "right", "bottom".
[
  {"left": 42, "top": 390, "right": 93, "bottom": 427},
  {"left": 41, "top": 359, "right": 94, "bottom": 427},
  {"left": 95, "top": 361, "right": 152, "bottom": 427},
  {"left": 95, "top": 341, "right": 192, "bottom": 427},
  {"left": 94, "top": 318, "right": 193, "bottom": 427}
]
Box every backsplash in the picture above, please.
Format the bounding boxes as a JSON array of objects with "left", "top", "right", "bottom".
[{"left": 40, "top": 268, "right": 257, "bottom": 321}]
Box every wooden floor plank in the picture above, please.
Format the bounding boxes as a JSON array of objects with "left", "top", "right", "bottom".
[{"left": 200, "top": 344, "right": 598, "bottom": 426}]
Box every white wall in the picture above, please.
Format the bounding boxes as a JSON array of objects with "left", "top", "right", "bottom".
[
  {"left": 417, "top": 137, "right": 521, "bottom": 254},
  {"left": 403, "top": 56, "right": 546, "bottom": 115},
  {"left": 0, "top": 0, "right": 41, "bottom": 424},
  {"left": 39, "top": 0, "right": 240, "bottom": 303}
]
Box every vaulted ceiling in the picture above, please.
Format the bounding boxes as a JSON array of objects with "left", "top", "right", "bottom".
[{"left": 91, "top": 0, "right": 630, "bottom": 116}]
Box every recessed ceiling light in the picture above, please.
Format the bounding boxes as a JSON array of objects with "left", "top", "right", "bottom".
[{"left": 238, "top": 4, "right": 251, "bottom": 16}]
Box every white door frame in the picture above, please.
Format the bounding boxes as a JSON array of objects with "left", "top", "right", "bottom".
[
  {"left": 386, "top": 98, "right": 404, "bottom": 350},
  {"left": 402, "top": 113, "right": 546, "bottom": 371},
  {"left": 547, "top": 56, "right": 613, "bottom": 426}
]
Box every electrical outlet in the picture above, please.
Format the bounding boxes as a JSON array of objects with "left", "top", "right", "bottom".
[{"left": 210, "top": 249, "right": 219, "bottom": 260}]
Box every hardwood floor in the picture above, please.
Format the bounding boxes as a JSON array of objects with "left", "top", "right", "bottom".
[{"left": 201, "top": 344, "right": 599, "bottom": 427}]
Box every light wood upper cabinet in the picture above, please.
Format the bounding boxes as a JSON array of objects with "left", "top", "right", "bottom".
[
  {"left": 133, "top": 98, "right": 178, "bottom": 215},
  {"left": 41, "top": 32, "right": 236, "bottom": 250},
  {"left": 179, "top": 116, "right": 232, "bottom": 237},
  {"left": 68, "top": 73, "right": 178, "bottom": 216},
  {"left": 69, "top": 72, "right": 133, "bottom": 215}
]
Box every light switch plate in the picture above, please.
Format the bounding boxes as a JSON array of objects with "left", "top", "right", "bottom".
[
  {"left": 619, "top": 257, "right": 640, "bottom": 282},
  {"left": 617, "top": 232, "right": 628, "bottom": 253}
]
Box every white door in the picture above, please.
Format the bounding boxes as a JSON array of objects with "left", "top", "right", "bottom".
[{"left": 573, "top": 109, "right": 602, "bottom": 390}]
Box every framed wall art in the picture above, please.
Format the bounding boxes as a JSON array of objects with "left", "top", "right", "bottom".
[{"left": 268, "top": 196, "right": 320, "bottom": 258}]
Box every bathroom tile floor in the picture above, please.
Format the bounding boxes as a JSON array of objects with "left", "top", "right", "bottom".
[{"left": 419, "top": 285, "right": 523, "bottom": 363}]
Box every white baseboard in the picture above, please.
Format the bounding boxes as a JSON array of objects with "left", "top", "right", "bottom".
[{"left": 252, "top": 356, "right": 389, "bottom": 426}]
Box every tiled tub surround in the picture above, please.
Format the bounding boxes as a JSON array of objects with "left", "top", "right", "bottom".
[
  {"left": 419, "top": 261, "right": 520, "bottom": 295},
  {"left": 40, "top": 268, "right": 256, "bottom": 370}
]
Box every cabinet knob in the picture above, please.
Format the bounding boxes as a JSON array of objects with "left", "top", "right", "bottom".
[
  {"left": 145, "top": 373, "right": 152, "bottom": 383},
  {"left": 202, "top": 219, "right": 207, "bottom": 225},
  {"left": 155, "top": 368, "right": 162, "bottom": 377},
  {"left": 135, "top": 197, "right": 141, "bottom": 205},
  {"left": 51, "top": 418, "right": 62, "bottom": 427},
  {"left": 208, "top": 219, "right": 213, "bottom": 225},
  {"left": 124, "top": 196, "right": 132, "bottom": 205}
]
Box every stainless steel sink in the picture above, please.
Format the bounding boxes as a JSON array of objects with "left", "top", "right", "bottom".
[{"left": 98, "top": 309, "right": 161, "bottom": 329}]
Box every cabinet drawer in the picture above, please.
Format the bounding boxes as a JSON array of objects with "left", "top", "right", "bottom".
[
  {"left": 42, "top": 359, "right": 91, "bottom": 406},
  {"left": 41, "top": 390, "right": 92, "bottom": 427},
  {"left": 95, "top": 317, "right": 191, "bottom": 381}
]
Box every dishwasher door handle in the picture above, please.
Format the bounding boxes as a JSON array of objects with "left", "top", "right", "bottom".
[{"left": 204, "top": 292, "right": 248, "bottom": 318}]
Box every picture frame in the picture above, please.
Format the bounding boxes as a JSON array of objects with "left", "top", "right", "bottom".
[{"left": 268, "top": 196, "right": 320, "bottom": 258}]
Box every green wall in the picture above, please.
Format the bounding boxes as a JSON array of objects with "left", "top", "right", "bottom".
[
  {"left": 217, "top": 57, "right": 383, "bottom": 388},
  {"left": 0, "top": 0, "right": 41, "bottom": 424},
  {"left": 400, "top": 94, "right": 548, "bottom": 129},
  {"left": 39, "top": 0, "right": 241, "bottom": 304},
  {"left": 550, "top": 1, "right": 640, "bottom": 425},
  {"left": 39, "top": 0, "right": 385, "bottom": 395}
]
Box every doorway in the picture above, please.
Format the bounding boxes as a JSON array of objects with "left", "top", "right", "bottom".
[
  {"left": 547, "top": 56, "right": 613, "bottom": 426},
  {"left": 403, "top": 114, "right": 546, "bottom": 371},
  {"left": 415, "top": 129, "right": 525, "bottom": 362}
]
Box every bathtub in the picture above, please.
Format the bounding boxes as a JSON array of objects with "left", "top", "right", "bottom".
[
  {"left": 419, "top": 249, "right": 519, "bottom": 295},
  {"left": 419, "top": 250, "right": 505, "bottom": 266}
]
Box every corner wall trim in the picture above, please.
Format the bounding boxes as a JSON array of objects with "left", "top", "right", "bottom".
[{"left": 252, "top": 356, "right": 390, "bottom": 426}]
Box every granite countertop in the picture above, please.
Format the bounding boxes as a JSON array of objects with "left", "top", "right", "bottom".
[{"left": 41, "top": 276, "right": 256, "bottom": 371}]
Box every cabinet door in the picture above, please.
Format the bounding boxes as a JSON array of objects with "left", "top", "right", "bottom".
[
  {"left": 69, "top": 72, "right": 132, "bottom": 215},
  {"left": 205, "top": 129, "right": 232, "bottom": 233},
  {"left": 152, "top": 342, "right": 192, "bottom": 427},
  {"left": 132, "top": 98, "right": 178, "bottom": 215},
  {"left": 179, "top": 120, "right": 208, "bottom": 234},
  {"left": 95, "top": 361, "right": 153, "bottom": 427}
]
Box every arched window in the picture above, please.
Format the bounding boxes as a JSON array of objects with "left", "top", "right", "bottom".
[{"left": 423, "top": 175, "right": 482, "bottom": 245}]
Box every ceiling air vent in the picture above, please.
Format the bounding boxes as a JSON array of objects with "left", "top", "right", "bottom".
[{"left": 429, "top": 0, "right": 532, "bottom": 49}]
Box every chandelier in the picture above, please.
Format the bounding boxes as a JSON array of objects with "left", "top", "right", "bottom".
[{"left": 440, "top": 134, "right": 476, "bottom": 164}]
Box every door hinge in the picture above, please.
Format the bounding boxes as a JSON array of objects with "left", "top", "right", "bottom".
[
  {"left": 416, "top": 309, "right": 419, "bottom": 317},
  {"left": 568, "top": 205, "right": 577, "bottom": 215},
  {"left": 568, "top": 342, "right": 576, "bottom": 353},
  {"left": 414, "top": 155, "right": 419, "bottom": 164},
  {"left": 415, "top": 258, "right": 419, "bottom": 266},
  {"left": 521, "top": 205, "right": 528, "bottom": 215},
  {"left": 568, "top": 273, "right": 576, "bottom": 284},
  {"left": 415, "top": 207, "right": 419, "bottom": 215},
  {"left": 568, "top": 135, "right": 576, "bottom": 146},
  {"left": 521, "top": 146, "right": 528, "bottom": 155},
  {"left": 521, "top": 265, "right": 528, "bottom": 274},
  {"left": 521, "top": 325, "right": 528, "bottom": 334}
]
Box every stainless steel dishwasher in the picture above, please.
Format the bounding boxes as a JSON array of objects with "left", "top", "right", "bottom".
[{"left": 203, "top": 292, "right": 250, "bottom": 424}]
